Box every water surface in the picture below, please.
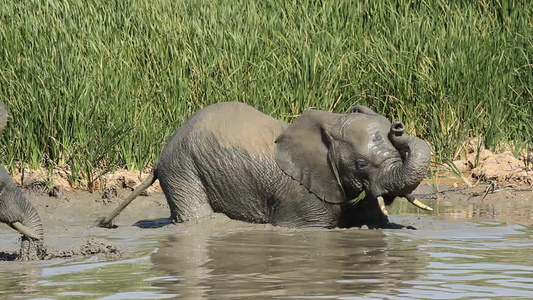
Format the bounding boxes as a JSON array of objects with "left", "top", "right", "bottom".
[{"left": 0, "top": 191, "right": 531, "bottom": 299}]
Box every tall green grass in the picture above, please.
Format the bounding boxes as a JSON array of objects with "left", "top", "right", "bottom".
[{"left": 0, "top": 0, "right": 531, "bottom": 187}]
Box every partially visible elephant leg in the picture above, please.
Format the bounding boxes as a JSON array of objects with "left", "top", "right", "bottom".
[
  {"left": 160, "top": 176, "right": 213, "bottom": 223},
  {"left": 268, "top": 193, "right": 341, "bottom": 228}
]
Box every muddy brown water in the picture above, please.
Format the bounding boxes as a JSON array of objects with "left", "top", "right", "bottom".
[{"left": 0, "top": 183, "right": 532, "bottom": 299}]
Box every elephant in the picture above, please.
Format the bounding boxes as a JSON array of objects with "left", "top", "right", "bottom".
[
  {"left": 0, "top": 101, "right": 43, "bottom": 240},
  {"left": 98, "top": 102, "right": 432, "bottom": 229}
]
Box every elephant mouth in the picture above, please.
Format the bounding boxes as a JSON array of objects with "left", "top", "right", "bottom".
[{"left": 376, "top": 194, "right": 433, "bottom": 216}]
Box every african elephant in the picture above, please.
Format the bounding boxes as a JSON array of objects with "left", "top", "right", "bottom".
[
  {"left": 99, "top": 102, "right": 432, "bottom": 229},
  {"left": 0, "top": 101, "right": 43, "bottom": 240}
]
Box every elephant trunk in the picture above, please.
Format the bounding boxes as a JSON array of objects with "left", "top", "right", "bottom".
[
  {"left": 11, "top": 197, "right": 43, "bottom": 240},
  {"left": 1, "top": 186, "right": 44, "bottom": 240},
  {"left": 378, "top": 122, "right": 431, "bottom": 198}
]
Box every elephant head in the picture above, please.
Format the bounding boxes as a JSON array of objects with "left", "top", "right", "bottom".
[
  {"left": 275, "top": 105, "right": 431, "bottom": 227},
  {"left": 0, "top": 101, "right": 43, "bottom": 240}
]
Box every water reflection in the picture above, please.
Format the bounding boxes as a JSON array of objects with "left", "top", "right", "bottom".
[
  {"left": 0, "top": 262, "right": 42, "bottom": 296},
  {"left": 1, "top": 192, "right": 532, "bottom": 299},
  {"left": 151, "top": 228, "right": 427, "bottom": 299},
  {"left": 382, "top": 223, "right": 533, "bottom": 299},
  {"left": 390, "top": 195, "right": 533, "bottom": 225},
  {"left": 0, "top": 235, "right": 44, "bottom": 297}
]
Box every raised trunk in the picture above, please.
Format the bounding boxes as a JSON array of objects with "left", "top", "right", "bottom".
[{"left": 378, "top": 131, "right": 431, "bottom": 197}]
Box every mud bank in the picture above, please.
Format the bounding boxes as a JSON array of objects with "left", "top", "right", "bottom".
[
  {"left": 0, "top": 188, "right": 171, "bottom": 262},
  {"left": 0, "top": 237, "right": 124, "bottom": 261},
  {"left": 0, "top": 176, "right": 531, "bottom": 262},
  {"left": 452, "top": 148, "right": 532, "bottom": 187}
]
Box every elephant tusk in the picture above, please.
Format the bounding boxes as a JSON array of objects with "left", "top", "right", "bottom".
[
  {"left": 404, "top": 194, "right": 433, "bottom": 211},
  {"left": 377, "top": 196, "right": 389, "bottom": 216},
  {"left": 11, "top": 222, "right": 41, "bottom": 240}
]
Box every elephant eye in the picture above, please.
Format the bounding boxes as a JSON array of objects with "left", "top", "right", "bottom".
[{"left": 355, "top": 159, "right": 368, "bottom": 169}]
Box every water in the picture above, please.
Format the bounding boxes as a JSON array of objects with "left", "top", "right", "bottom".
[{"left": 0, "top": 192, "right": 532, "bottom": 299}]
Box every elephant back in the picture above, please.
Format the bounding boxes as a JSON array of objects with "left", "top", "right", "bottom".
[{"left": 171, "top": 102, "right": 288, "bottom": 155}]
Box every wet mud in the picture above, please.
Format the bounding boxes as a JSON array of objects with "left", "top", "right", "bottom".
[
  {"left": 0, "top": 180, "right": 531, "bottom": 262},
  {"left": 0, "top": 237, "right": 124, "bottom": 262},
  {"left": 0, "top": 187, "right": 169, "bottom": 262},
  {"left": 0, "top": 180, "right": 531, "bottom": 299}
]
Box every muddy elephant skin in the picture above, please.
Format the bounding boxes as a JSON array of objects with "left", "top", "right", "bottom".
[{"left": 100, "top": 102, "right": 431, "bottom": 229}]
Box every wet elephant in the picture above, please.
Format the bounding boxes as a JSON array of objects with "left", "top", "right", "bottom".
[
  {"left": 0, "top": 101, "right": 43, "bottom": 240},
  {"left": 99, "top": 102, "right": 432, "bottom": 229}
]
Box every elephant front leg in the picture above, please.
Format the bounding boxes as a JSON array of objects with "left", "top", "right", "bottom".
[
  {"left": 268, "top": 196, "right": 341, "bottom": 228},
  {"left": 160, "top": 177, "right": 214, "bottom": 223}
]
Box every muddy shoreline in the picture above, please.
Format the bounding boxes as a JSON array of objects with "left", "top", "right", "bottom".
[
  {"left": 1, "top": 176, "right": 531, "bottom": 262},
  {"left": 1, "top": 184, "right": 530, "bottom": 299}
]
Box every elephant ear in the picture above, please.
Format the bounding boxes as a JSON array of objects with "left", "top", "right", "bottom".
[
  {"left": 275, "top": 109, "right": 346, "bottom": 204},
  {"left": 0, "top": 101, "right": 7, "bottom": 133}
]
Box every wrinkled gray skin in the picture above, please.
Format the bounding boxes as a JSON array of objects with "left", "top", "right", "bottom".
[
  {"left": 0, "top": 101, "right": 43, "bottom": 239},
  {"left": 101, "top": 102, "right": 431, "bottom": 228}
]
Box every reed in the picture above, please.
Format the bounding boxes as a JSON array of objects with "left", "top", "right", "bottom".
[{"left": 0, "top": 0, "right": 531, "bottom": 187}]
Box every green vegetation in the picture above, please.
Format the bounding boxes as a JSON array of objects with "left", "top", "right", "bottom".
[{"left": 1, "top": 0, "right": 531, "bottom": 187}]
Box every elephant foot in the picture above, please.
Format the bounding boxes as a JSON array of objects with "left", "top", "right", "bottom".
[{"left": 18, "top": 236, "right": 47, "bottom": 261}]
